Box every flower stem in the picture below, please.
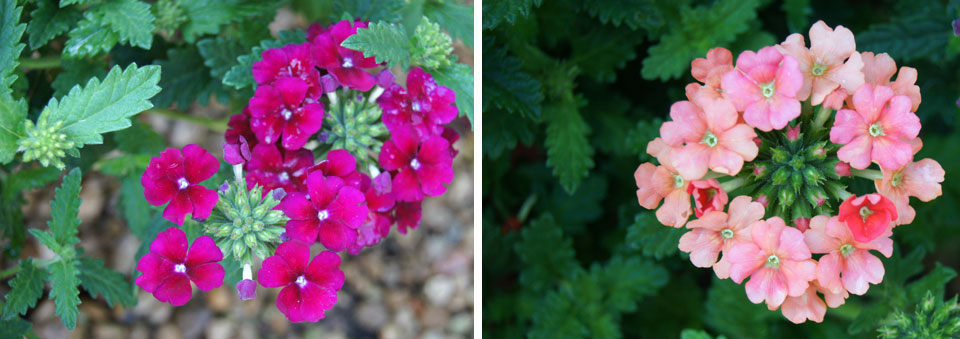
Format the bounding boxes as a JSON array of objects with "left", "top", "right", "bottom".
[
  {"left": 19, "top": 56, "right": 61, "bottom": 69},
  {"left": 720, "top": 177, "right": 747, "bottom": 192},
  {"left": 811, "top": 105, "right": 833, "bottom": 133},
  {"left": 851, "top": 168, "right": 883, "bottom": 180},
  {"left": 146, "top": 108, "right": 228, "bottom": 132}
]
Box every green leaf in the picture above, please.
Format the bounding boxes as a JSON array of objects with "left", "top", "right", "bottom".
[
  {"left": 112, "top": 119, "right": 164, "bottom": 155},
  {"left": 625, "top": 212, "right": 685, "bottom": 259},
  {"left": 222, "top": 30, "right": 306, "bottom": 90},
  {"left": 95, "top": 0, "right": 156, "bottom": 49},
  {"left": 782, "top": 0, "right": 811, "bottom": 33},
  {"left": 154, "top": 45, "right": 226, "bottom": 108},
  {"left": 0, "top": 94, "right": 27, "bottom": 164},
  {"left": 906, "top": 263, "right": 957, "bottom": 301},
  {"left": 60, "top": 0, "right": 95, "bottom": 6},
  {"left": 482, "top": 108, "right": 535, "bottom": 158},
  {"left": 28, "top": 229, "right": 62, "bottom": 255},
  {"left": 63, "top": 11, "right": 120, "bottom": 58},
  {"left": 51, "top": 58, "right": 108, "bottom": 99},
  {"left": 581, "top": 0, "right": 655, "bottom": 30},
  {"left": 0, "top": 0, "right": 25, "bottom": 96},
  {"left": 197, "top": 37, "right": 250, "bottom": 80},
  {"left": 76, "top": 257, "right": 136, "bottom": 308},
  {"left": 641, "top": 0, "right": 760, "bottom": 81},
  {"left": 596, "top": 256, "right": 667, "bottom": 313},
  {"left": 48, "top": 260, "right": 80, "bottom": 330},
  {"left": 27, "top": 0, "right": 81, "bottom": 50},
  {"left": 680, "top": 329, "right": 725, "bottom": 339},
  {"left": 119, "top": 174, "right": 153, "bottom": 235},
  {"left": 178, "top": 0, "right": 279, "bottom": 43},
  {"left": 0, "top": 316, "right": 31, "bottom": 339},
  {"left": 432, "top": 62, "right": 474, "bottom": 126},
  {"left": 704, "top": 278, "right": 774, "bottom": 338},
  {"left": 516, "top": 214, "right": 578, "bottom": 293},
  {"left": 49, "top": 168, "right": 83, "bottom": 245},
  {"left": 544, "top": 96, "right": 594, "bottom": 194},
  {"left": 96, "top": 154, "right": 152, "bottom": 177},
  {"left": 333, "top": 0, "right": 404, "bottom": 23},
  {"left": 482, "top": 0, "right": 541, "bottom": 29},
  {"left": 423, "top": 0, "right": 473, "bottom": 47},
  {"left": 36, "top": 63, "right": 161, "bottom": 152},
  {"left": 856, "top": 12, "right": 949, "bottom": 63},
  {"left": 3, "top": 259, "right": 49, "bottom": 319},
  {"left": 571, "top": 25, "right": 644, "bottom": 83},
  {"left": 341, "top": 21, "right": 411, "bottom": 69},
  {"left": 482, "top": 38, "right": 542, "bottom": 119}
]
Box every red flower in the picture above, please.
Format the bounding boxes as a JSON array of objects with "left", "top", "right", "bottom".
[
  {"left": 223, "top": 135, "right": 252, "bottom": 165},
  {"left": 135, "top": 227, "right": 224, "bottom": 306},
  {"left": 311, "top": 20, "right": 378, "bottom": 91},
  {"left": 441, "top": 126, "right": 461, "bottom": 158},
  {"left": 252, "top": 43, "right": 322, "bottom": 96},
  {"left": 141, "top": 145, "right": 220, "bottom": 225},
  {"left": 838, "top": 193, "right": 898, "bottom": 243},
  {"left": 280, "top": 171, "right": 368, "bottom": 251},
  {"left": 225, "top": 108, "right": 257, "bottom": 148},
  {"left": 246, "top": 143, "right": 315, "bottom": 194},
  {"left": 395, "top": 200, "right": 422, "bottom": 234},
  {"left": 258, "top": 242, "right": 344, "bottom": 322},
  {"left": 249, "top": 77, "right": 325, "bottom": 150},
  {"left": 686, "top": 178, "right": 729, "bottom": 218},
  {"left": 348, "top": 172, "right": 396, "bottom": 254},
  {"left": 379, "top": 127, "right": 454, "bottom": 201},
  {"left": 308, "top": 149, "right": 365, "bottom": 190},
  {"left": 379, "top": 68, "right": 458, "bottom": 139}
]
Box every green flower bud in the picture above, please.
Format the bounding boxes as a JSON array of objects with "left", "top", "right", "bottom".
[
  {"left": 771, "top": 147, "right": 789, "bottom": 163},
  {"left": 771, "top": 167, "right": 790, "bottom": 185},
  {"left": 790, "top": 171, "right": 803, "bottom": 192},
  {"left": 802, "top": 166, "right": 823, "bottom": 185},
  {"left": 778, "top": 188, "right": 795, "bottom": 208}
]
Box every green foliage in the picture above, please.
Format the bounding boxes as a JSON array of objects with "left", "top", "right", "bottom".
[
  {"left": 432, "top": 62, "right": 474, "bottom": 125},
  {"left": 0, "top": 317, "right": 31, "bottom": 339},
  {"left": 581, "top": 0, "right": 655, "bottom": 30},
  {"left": 544, "top": 97, "right": 594, "bottom": 194},
  {"left": 177, "top": 0, "right": 279, "bottom": 43},
  {"left": 0, "top": 0, "right": 25, "bottom": 96},
  {"left": 197, "top": 37, "right": 250, "bottom": 80},
  {"left": 97, "top": 0, "right": 156, "bottom": 50},
  {"left": 681, "top": 329, "right": 727, "bottom": 339},
  {"left": 51, "top": 58, "right": 108, "bottom": 99},
  {"left": 481, "top": 38, "right": 542, "bottom": 119},
  {"left": 482, "top": 0, "right": 541, "bottom": 29},
  {"left": 626, "top": 212, "right": 685, "bottom": 259},
  {"left": 76, "top": 258, "right": 136, "bottom": 308},
  {"left": 222, "top": 29, "right": 306, "bottom": 90},
  {"left": 879, "top": 291, "right": 960, "bottom": 338},
  {"left": 856, "top": 9, "right": 950, "bottom": 63},
  {"left": 0, "top": 95, "right": 27, "bottom": 164},
  {"left": 64, "top": 11, "right": 121, "bottom": 58},
  {"left": 2, "top": 260, "right": 49, "bottom": 319},
  {"left": 342, "top": 21, "right": 411, "bottom": 68},
  {"left": 154, "top": 46, "right": 227, "bottom": 108},
  {"left": 423, "top": 0, "right": 473, "bottom": 47},
  {"left": 48, "top": 168, "right": 83, "bottom": 245},
  {"left": 27, "top": 0, "right": 81, "bottom": 50},
  {"left": 334, "top": 0, "right": 405, "bottom": 25},
  {"left": 48, "top": 260, "right": 80, "bottom": 330},
  {"left": 516, "top": 214, "right": 578, "bottom": 293}
]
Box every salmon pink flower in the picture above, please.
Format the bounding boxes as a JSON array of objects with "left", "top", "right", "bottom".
[
  {"left": 258, "top": 242, "right": 344, "bottom": 322},
  {"left": 835, "top": 161, "right": 851, "bottom": 177},
  {"left": 776, "top": 20, "right": 864, "bottom": 105},
  {"left": 687, "top": 178, "right": 728, "bottom": 217},
  {"left": 249, "top": 77, "right": 325, "bottom": 150},
  {"left": 678, "top": 196, "right": 764, "bottom": 279},
  {"left": 311, "top": 20, "right": 379, "bottom": 91},
  {"left": 727, "top": 217, "right": 817, "bottom": 309},
  {"left": 804, "top": 215, "right": 892, "bottom": 295},
  {"left": 780, "top": 285, "right": 826, "bottom": 324},
  {"left": 875, "top": 156, "right": 944, "bottom": 225},
  {"left": 380, "top": 68, "right": 458, "bottom": 139},
  {"left": 636, "top": 138, "right": 692, "bottom": 227},
  {"left": 142, "top": 145, "right": 220, "bottom": 226},
  {"left": 395, "top": 200, "right": 422, "bottom": 234},
  {"left": 838, "top": 193, "right": 897, "bottom": 243},
  {"left": 252, "top": 43, "right": 321, "bottom": 95},
  {"left": 379, "top": 127, "right": 454, "bottom": 201},
  {"left": 136, "top": 227, "right": 224, "bottom": 306},
  {"left": 660, "top": 95, "right": 759, "bottom": 180},
  {"left": 308, "top": 149, "right": 365, "bottom": 190},
  {"left": 246, "top": 143, "right": 315, "bottom": 194},
  {"left": 860, "top": 52, "right": 922, "bottom": 112},
  {"left": 830, "top": 84, "right": 920, "bottom": 170},
  {"left": 280, "top": 171, "right": 368, "bottom": 252},
  {"left": 691, "top": 47, "right": 733, "bottom": 95},
  {"left": 721, "top": 46, "right": 803, "bottom": 131}
]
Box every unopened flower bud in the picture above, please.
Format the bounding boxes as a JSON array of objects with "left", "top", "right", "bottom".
[
  {"left": 793, "top": 217, "right": 810, "bottom": 232},
  {"left": 270, "top": 188, "right": 286, "bottom": 201},
  {"left": 778, "top": 188, "right": 795, "bottom": 207},
  {"left": 802, "top": 166, "right": 823, "bottom": 184},
  {"left": 772, "top": 167, "right": 790, "bottom": 185},
  {"left": 786, "top": 124, "right": 800, "bottom": 141},
  {"left": 772, "top": 147, "right": 788, "bottom": 163},
  {"left": 790, "top": 171, "right": 803, "bottom": 192},
  {"left": 835, "top": 161, "right": 851, "bottom": 177},
  {"left": 752, "top": 137, "right": 762, "bottom": 147},
  {"left": 755, "top": 194, "right": 769, "bottom": 208},
  {"left": 236, "top": 264, "right": 256, "bottom": 300}
]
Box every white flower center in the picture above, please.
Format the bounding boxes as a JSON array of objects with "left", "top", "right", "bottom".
[
  {"left": 720, "top": 228, "right": 734, "bottom": 240},
  {"left": 672, "top": 174, "right": 684, "bottom": 188},
  {"left": 840, "top": 243, "right": 855, "bottom": 257},
  {"left": 765, "top": 254, "right": 780, "bottom": 268},
  {"left": 760, "top": 82, "right": 776, "bottom": 98},
  {"left": 891, "top": 172, "right": 904, "bottom": 187},
  {"left": 174, "top": 264, "right": 186, "bottom": 273},
  {"left": 281, "top": 108, "right": 293, "bottom": 120},
  {"left": 278, "top": 171, "right": 290, "bottom": 183},
  {"left": 290, "top": 59, "right": 301, "bottom": 71},
  {"left": 295, "top": 275, "right": 308, "bottom": 288},
  {"left": 410, "top": 158, "right": 421, "bottom": 170},
  {"left": 317, "top": 209, "right": 330, "bottom": 221},
  {"left": 811, "top": 62, "right": 827, "bottom": 76},
  {"left": 177, "top": 178, "right": 189, "bottom": 190},
  {"left": 411, "top": 101, "right": 421, "bottom": 112},
  {"left": 859, "top": 206, "right": 873, "bottom": 222},
  {"left": 701, "top": 131, "right": 718, "bottom": 147},
  {"left": 869, "top": 122, "right": 885, "bottom": 137},
  {"left": 342, "top": 57, "right": 353, "bottom": 68}
]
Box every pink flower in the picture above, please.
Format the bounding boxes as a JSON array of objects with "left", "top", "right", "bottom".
[
  {"left": 636, "top": 138, "right": 692, "bottom": 227},
  {"left": 875, "top": 156, "right": 944, "bottom": 225},
  {"left": 308, "top": 149, "right": 365, "bottom": 190},
  {"left": 678, "top": 196, "right": 764, "bottom": 279},
  {"left": 236, "top": 279, "right": 257, "bottom": 300},
  {"left": 780, "top": 285, "right": 826, "bottom": 324},
  {"left": 838, "top": 193, "right": 898, "bottom": 244},
  {"left": 258, "top": 242, "right": 344, "bottom": 322},
  {"left": 860, "top": 52, "right": 922, "bottom": 112},
  {"left": 395, "top": 200, "right": 422, "bottom": 234},
  {"left": 280, "top": 171, "right": 368, "bottom": 252},
  {"left": 136, "top": 227, "right": 224, "bottom": 306},
  {"left": 306, "top": 22, "right": 327, "bottom": 41},
  {"left": 379, "top": 127, "right": 454, "bottom": 201},
  {"left": 727, "top": 217, "right": 817, "bottom": 309},
  {"left": 249, "top": 77, "right": 325, "bottom": 150},
  {"left": 252, "top": 43, "right": 322, "bottom": 95},
  {"left": 141, "top": 145, "right": 220, "bottom": 226},
  {"left": 794, "top": 217, "right": 810, "bottom": 232},
  {"left": 830, "top": 84, "right": 920, "bottom": 170},
  {"left": 804, "top": 215, "right": 892, "bottom": 295},
  {"left": 225, "top": 109, "right": 258, "bottom": 149},
  {"left": 776, "top": 20, "right": 864, "bottom": 105},
  {"left": 348, "top": 172, "right": 396, "bottom": 255},
  {"left": 660, "top": 95, "right": 759, "bottom": 180},
  {"left": 687, "top": 178, "right": 728, "bottom": 217},
  {"left": 690, "top": 47, "right": 733, "bottom": 100},
  {"left": 835, "top": 161, "right": 851, "bottom": 177},
  {"left": 380, "top": 68, "right": 458, "bottom": 139},
  {"left": 311, "top": 20, "right": 379, "bottom": 91},
  {"left": 245, "top": 143, "right": 315, "bottom": 194},
  {"left": 721, "top": 46, "right": 803, "bottom": 131}
]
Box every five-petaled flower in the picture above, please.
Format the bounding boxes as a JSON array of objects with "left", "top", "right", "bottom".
[
  {"left": 803, "top": 215, "right": 892, "bottom": 295},
  {"left": 136, "top": 227, "right": 225, "bottom": 306},
  {"left": 253, "top": 43, "right": 322, "bottom": 96},
  {"left": 837, "top": 193, "right": 897, "bottom": 243},
  {"left": 259, "top": 242, "right": 344, "bottom": 322},
  {"left": 246, "top": 143, "right": 315, "bottom": 195},
  {"left": 777, "top": 20, "right": 864, "bottom": 106},
  {"left": 379, "top": 67, "right": 458, "bottom": 139},
  {"left": 830, "top": 84, "right": 920, "bottom": 170},
  {"left": 379, "top": 127, "right": 454, "bottom": 202},
  {"left": 249, "top": 77, "right": 325, "bottom": 150},
  {"left": 722, "top": 46, "right": 804, "bottom": 131},
  {"left": 141, "top": 145, "right": 220, "bottom": 226},
  {"left": 727, "top": 217, "right": 817, "bottom": 310},
  {"left": 280, "top": 171, "right": 368, "bottom": 252},
  {"left": 875, "top": 152, "right": 945, "bottom": 225},
  {"left": 311, "top": 20, "right": 379, "bottom": 91},
  {"left": 634, "top": 138, "right": 693, "bottom": 228},
  {"left": 660, "top": 95, "right": 759, "bottom": 180},
  {"left": 678, "top": 196, "right": 764, "bottom": 279}
]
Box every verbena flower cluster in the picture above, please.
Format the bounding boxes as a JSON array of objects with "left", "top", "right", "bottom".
[
  {"left": 137, "top": 19, "right": 459, "bottom": 322},
  {"left": 634, "top": 21, "right": 944, "bottom": 323}
]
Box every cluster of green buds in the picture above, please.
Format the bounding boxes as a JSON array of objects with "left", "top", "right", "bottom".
[
  {"left": 17, "top": 119, "right": 76, "bottom": 169},
  {"left": 879, "top": 291, "right": 960, "bottom": 338},
  {"left": 322, "top": 89, "right": 388, "bottom": 170},
  {"left": 411, "top": 17, "right": 454, "bottom": 69},
  {"left": 202, "top": 165, "right": 287, "bottom": 264}
]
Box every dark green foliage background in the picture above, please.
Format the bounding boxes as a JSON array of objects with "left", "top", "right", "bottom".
[{"left": 482, "top": 0, "right": 960, "bottom": 337}]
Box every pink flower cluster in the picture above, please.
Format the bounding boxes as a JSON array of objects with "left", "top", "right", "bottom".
[{"left": 634, "top": 20, "right": 944, "bottom": 323}]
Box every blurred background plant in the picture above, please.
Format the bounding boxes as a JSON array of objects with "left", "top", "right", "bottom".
[{"left": 482, "top": 0, "right": 960, "bottom": 337}]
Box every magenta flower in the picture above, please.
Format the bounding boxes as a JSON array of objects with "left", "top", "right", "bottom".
[
  {"left": 141, "top": 145, "right": 220, "bottom": 226},
  {"left": 308, "top": 149, "right": 365, "bottom": 190},
  {"left": 223, "top": 135, "right": 252, "bottom": 165},
  {"left": 348, "top": 172, "right": 396, "bottom": 254},
  {"left": 830, "top": 84, "right": 920, "bottom": 170},
  {"left": 249, "top": 77, "right": 325, "bottom": 150},
  {"left": 280, "top": 171, "right": 368, "bottom": 252},
  {"left": 379, "top": 68, "right": 458, "bottom": 139},
  {"left": 395, "top": 200, "right": 422, "bottom": 234},
  {"left": 246, "top": 143, "right": 315, "bottom": 194},
  {"left": 379, "top": 127, "right": 454, "bottom": 201},
  {"left": 259, "top": 242, "right": 344, "bottom": 322},
  {"left": 135, "top": 227, "right": 225, "bottom": 306},
  {"left": 253, "top": 43, "right": 321, "bottom": 94},
  {"left": 803, "top": 215, "right": 892, "bottom": 296},
  {"left": 236, "top": 279, "right": 257, "bottom": 300},
  {"left": 441, "top": 126, "right": 461, "bottom": 158},
  {"left": 660, "top": 96, "right": 759, "bottom": 180},
  {"left": 311, "top": 20, "right": 378, "bottom": 91},
  {"left": 225, "top": 109, "right": 258, "bottom": 149},
  {"left": 727, "top": 217, "right": 817, "bottom": 309},
  {"left": 722, "top": 46, "right": 803, "bottom": 131},
  {"left": 678, "top": 196, "right": 764, "bottom": 279}
]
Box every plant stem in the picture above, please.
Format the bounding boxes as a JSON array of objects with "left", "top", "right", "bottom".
[
  {"left": 851, "top": 168, "right": 884, "bottom": 180},
  {"left": 146, "top": 108, "right": 228, "bottom": 132},
  {"left": 720, "top": 176, "right": 747, "bottom": 192},
  {"left": 811, "top": 105, "right": 833, "bottom": 133},
  {"left": 19, "top": 56, "right": 61, "bottom": 69}
]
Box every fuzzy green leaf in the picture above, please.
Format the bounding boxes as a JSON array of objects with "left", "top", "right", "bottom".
[
  {"left": 571, "top": 26, "right": 644, "bottom": 83},
  {"left": 197, "top": 37, "right": 249, "bottom": 79},
  {"left": 154, "top": 46, "right": 226, "bottom": 108},
  {"left": 63, "top": 11, "right": 120, "bottom": 58},
  {"left": 29, "top": 229, "right": 63, "bottom": 254},
  {"left": 334, "top": 0, "right": 404, "bottom": 23},
  {"left": 119, "top": 174, "right": 153, "bottom": 236},
  {"left": 482, "top": 0, "right": 541, "bottom": 29},
  {"left": 857, "top": 12, "right": 949, "bottom": 63},
  {"left": 0, "top": 94, "right": 27, "bottom": 164},
  {"left": 482, "top": 108, "right": 535, "bottom": 158},
  {"left": 516, "top": 214, "right": 577, "bottom": 293},
  {"left": 0, "top": 317, "right": 31, "bottom": 339},
  {"left": 113, "top": 120, "right": 164, "bottom": 155},
  {"left": 60, "top": 0, "right": 95, "bottom": 6},
  {"left": 545, "top": 97, "right": 594, "bottom": 194},
  {"left": 49, "top": 168, "right": 83, "bottom": 245},
  {"left": 626, "top": 212, "right": 685, "bottom": 259},
  {"left": 222, "top": 30, "right": 306, "bottom": 90},
  {"left": 423, "top": 0, "right": 473, "bottom": 47},
  {"left": 96, "top": 0, "right": 155, "bottom": 49},
  {"left": 906, "top": 263, "right": 957, "bottom": 301},
  {"left": 178, "top": 0, "right": 279, "bottom": 43},
  {"left": 341, "top": 21, "right": 411, "bottom": 69},
  {"left": 77, "top": 257, "right": 136, "bottom": 308},
  {"left": 2, "top": 259, "right": 49, "bottom": 319},
  {"left": 27, "top": 0, "right": 81, "bottom": 50},
  {"left": 36, "top": 64, "right": 161, "bottom": 151},
  {"left": 680, "top": 329, "right": 725, "bottom": 339},
  {"left": 482, "top": 38, "right": 542, "bottom": 119},
  {"left": 432, "top": 62, "right": 474, "bottom": 126},
  {"left": 581, "top": 0, "right": 654, "bottom": 30},
  {"left": 51, "top": 58, "right": 107, "bottom": 99},
  {"left": 596, "top": 256, "right": 668, "bottom": 313},
  {"left": 0, "top": 0, "right": 25, "bottom": 96},
  {"left": 48, "top": 260, "right": 80, "bottom": 330}
]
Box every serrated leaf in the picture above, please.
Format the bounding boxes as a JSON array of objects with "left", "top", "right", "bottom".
[
  {"left": 178, "top": 0, "right": 279, "bottom": 43},
  {"left": 571, "top": 26, "right": 643, "bottom": 83},
  {"left": 432, "top": 62, "right": 473, "bottom": 126},
  {"left": 60, "top": 0, "right": 95, "bottom": 6},
  {"left": 154, "top": 46, "right": 226, "bottom": 108},
  {"left": 907, "top": 263, "right": 957, "bottom": 301},
  {"left": 626, "top": 212, "right": 685, "bottom": 259},
  {"left": 516, "top": 214, "right": 577, "bottom": 293},
  {"left": 3, "top": 259, "right": 49, "bottom": 319},
  {"left": 76, "top": 257, "right": 136, "bottom": 308},
  {"left": 49, "top": 168, "right": 82, "bottom": 245},
  {"left": 581, "top": 0, "right": 654, "bottom": 30},
  {"left": 333, "top": 0, "right": 404, "bottom": 23},
  {"left": 63, "top": 11, "right": 120, "bottom": 58},
  {"left": 482, "top": 108, "right": 535, "bottom": 158},
  {"left": 482, "top": 0, "right": 541, "bottom": 29},
  {"left": 48, "top": 260, "right": 80, "bottom": 330},
  {"left": 482, "top": 38, "right": 542, "bottom": 119},
  {"left": 341, "top": 21, "right": 411, "bottom": 69},
  {"left": 51, "top": 58, "right": 108, "bottom": 99},
  {"left": 545, "top": 97, "right": 594, "bottom": 194},
  {"left": 197, "top": 37, "right": 249, "bottom": 79},
  {"left": 37, "top": 63, "right": 161, "bottom": 151},
  {"left": 222, "top": 30, "right": 306, "bottom": 90},
  {"left": 0, "top": 316, "right": 31, "bottom": 339},
  {"left": 423, "top": 0, "right": 472, "bottom": 47},
  {"left": 28, "top": 0, "right": 81, "bottom": 50},
  {"left": 856, "top": 12, "right": 949, "bottom": 63},
  {"left": 0, "top": 0, "right": 25, "bottom": 96},
  {"left": 118, "top": 175, "right": 153, "bottom": 236},
  {"left": 596, "top": 256, "right": 667, "bottom": 313},
  {"left": 704, "top": 278, "right": 774, "bottom": 338},
  {"left": 95, "top": 0, "right": 155, "bottom": 49},
  {"left": 0, "top": 94, "right": 27, "bottom": 164},
  {"left": 29, "top": 229, "right": 63, "bottom": 255}
]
